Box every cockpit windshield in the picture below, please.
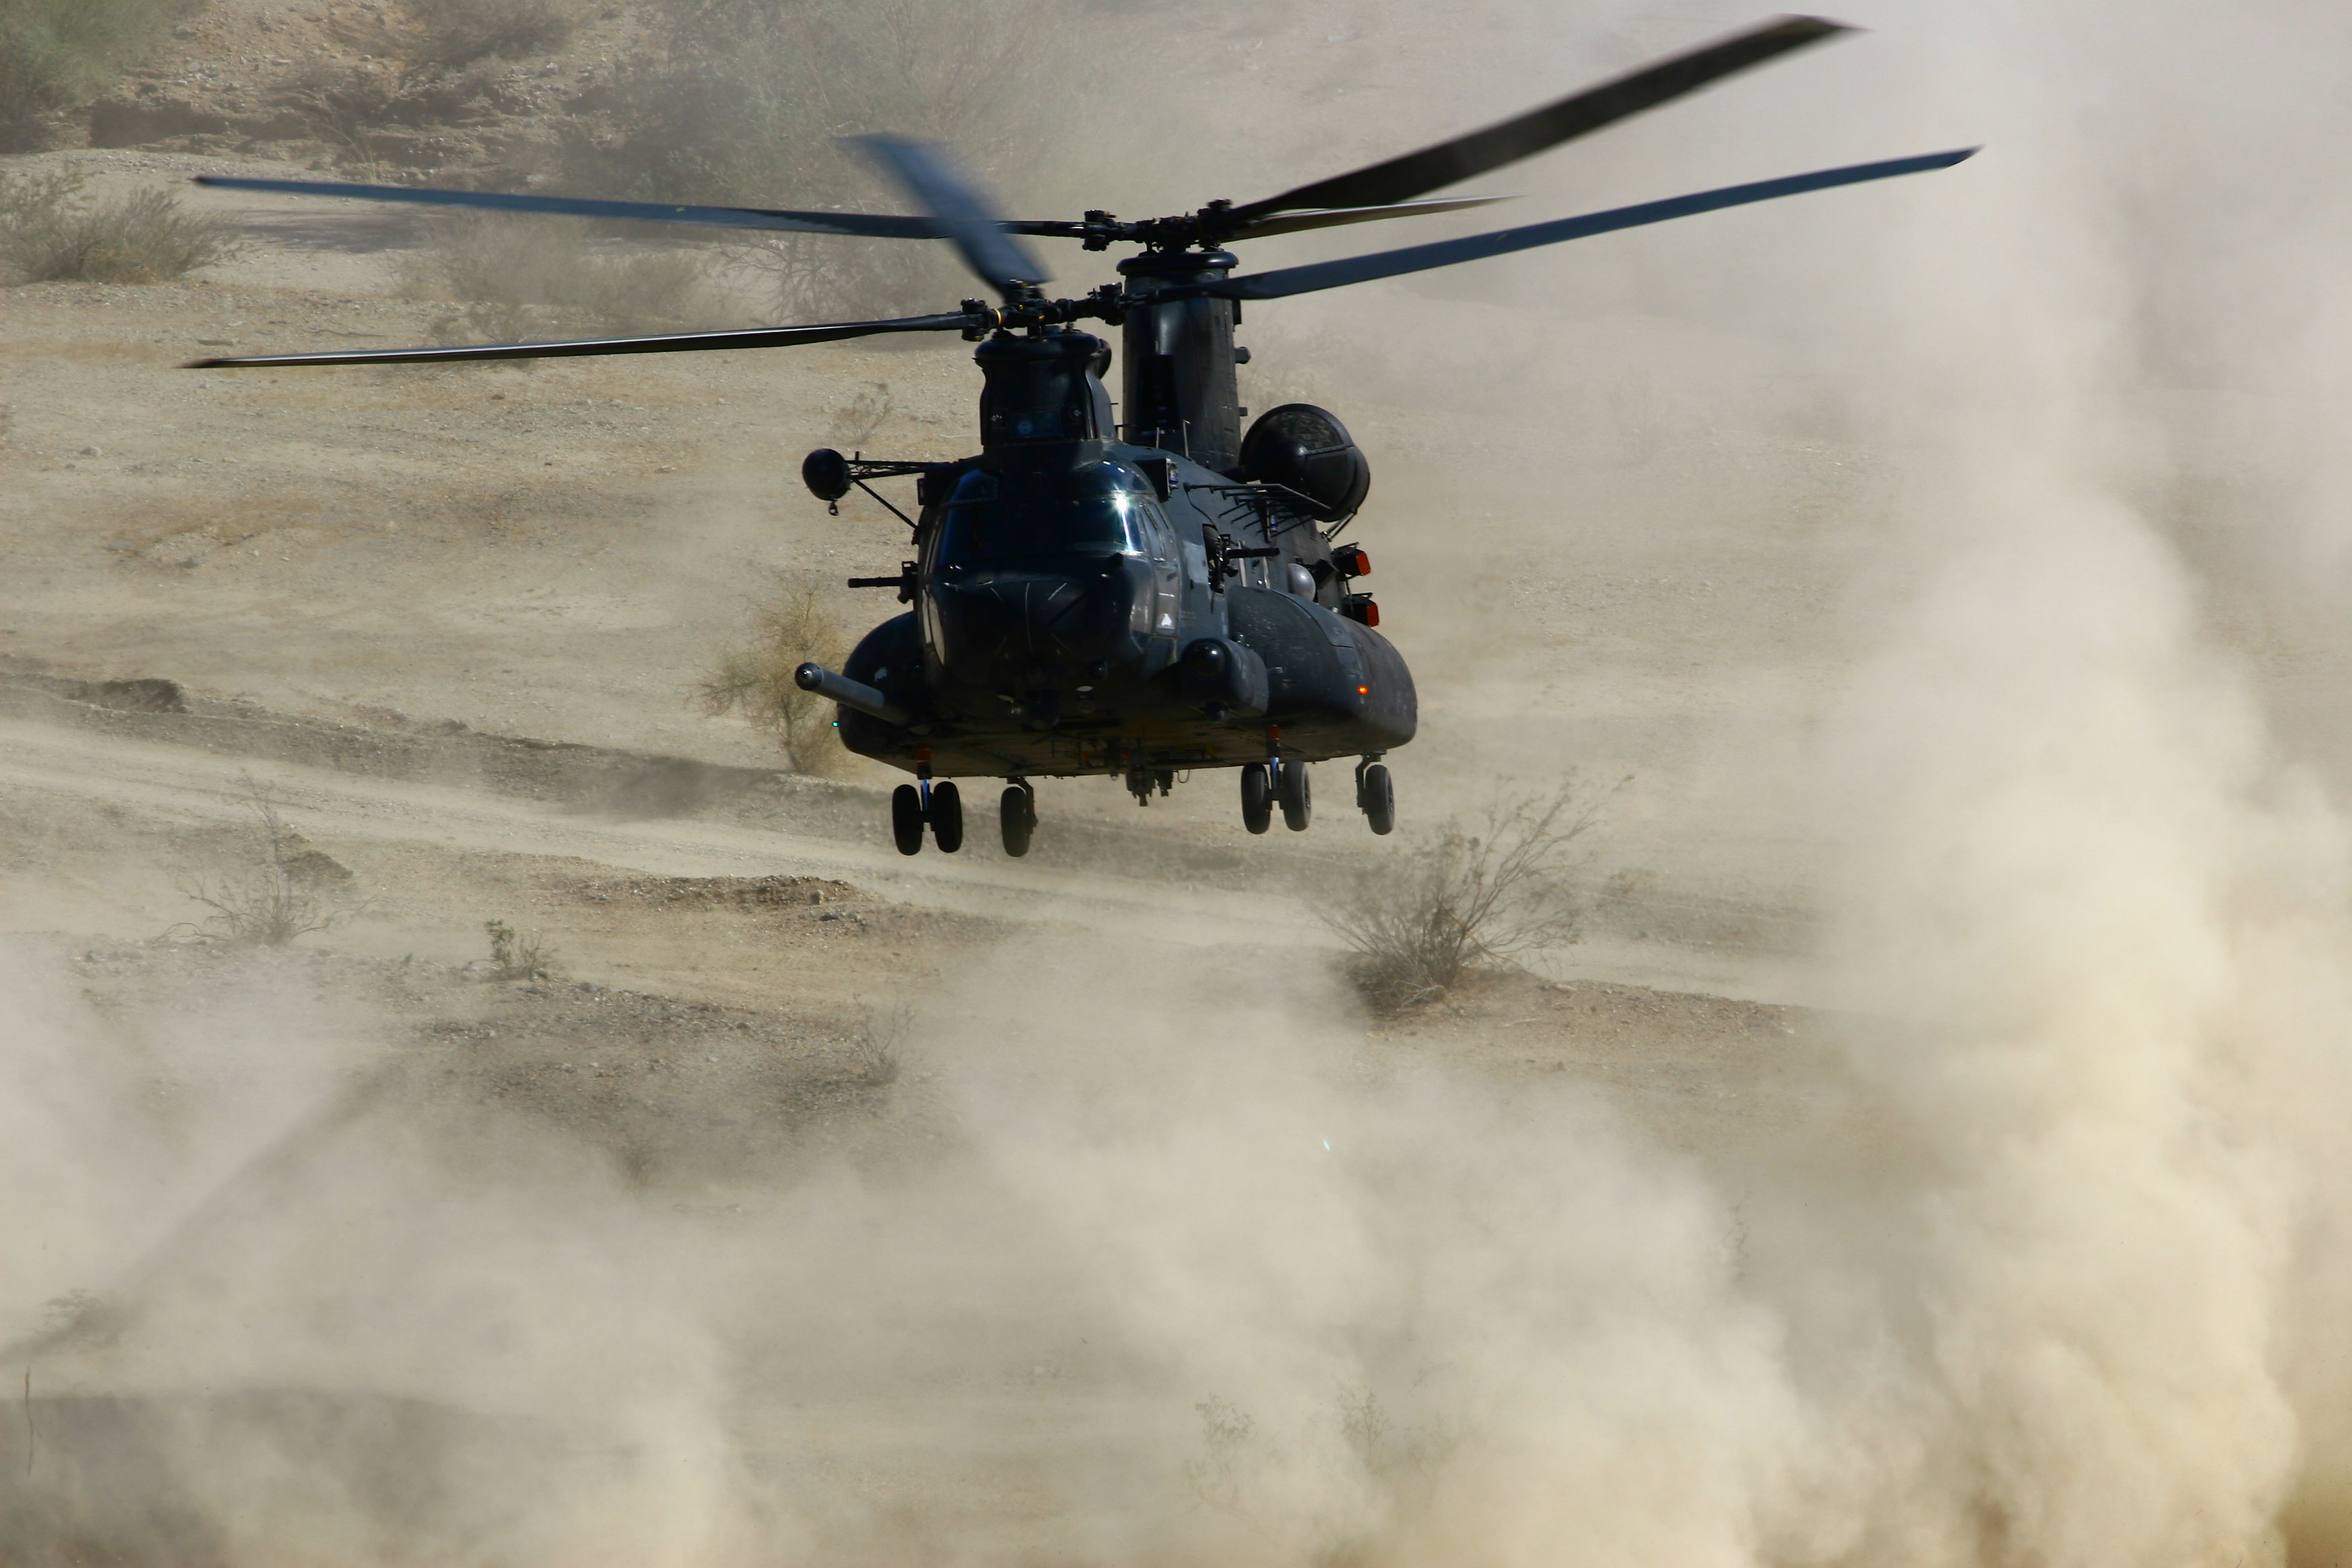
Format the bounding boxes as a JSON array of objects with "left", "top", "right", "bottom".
[{"left": 932, "top": 467, "right": 1163, "bottom": 566}]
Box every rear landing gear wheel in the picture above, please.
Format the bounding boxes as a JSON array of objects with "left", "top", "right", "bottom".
[
  {"left": 1240, "top": 763, "right": 1273, "bottom": 835},
  {"left": 1359, "top": 763, "right": 1394, "bottom": 835},
  {"left": 929, "top": 781, "right": 964, "bottom": 852},
  {"left": 1278, "top": 758, "right": 1312, "bottom": 832},
  {"left": 1000, "top": 784, "right": 1036, "bottom": 857},
  {"left": 891, "top": 784, "right": 924, "bottom": 855}
]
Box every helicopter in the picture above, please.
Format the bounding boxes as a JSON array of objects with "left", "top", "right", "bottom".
[{"left": 186, "top": 13, "right": 1971, "bottom": 859}]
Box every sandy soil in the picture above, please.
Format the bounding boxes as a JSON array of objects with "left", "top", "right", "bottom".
[{"left": 0, "top": 680, "right": 1871, "bottom": 1562}]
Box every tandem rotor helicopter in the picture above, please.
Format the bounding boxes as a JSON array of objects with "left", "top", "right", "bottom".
[{"left": 188, "top": 14, "right": 1971, "bottom": 859}]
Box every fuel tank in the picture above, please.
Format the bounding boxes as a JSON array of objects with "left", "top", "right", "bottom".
[{"left": 1224, "top": 586, "right": 1416, "bottom": 752}]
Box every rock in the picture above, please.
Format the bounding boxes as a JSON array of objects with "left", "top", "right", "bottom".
[
  {"left": 283, "top": 849, "right": 354, "bottom": 888},
  {"left": 71, "top": 677, "right": 187, "bottom": 714}
]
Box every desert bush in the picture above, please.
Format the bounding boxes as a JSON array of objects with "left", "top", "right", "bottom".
[
  {"left": 0, "top": 0, "right": 172, "bottom": 150},
  {"left": 485, "top": 918, "right": 555, "bottom": 979},
  {"left": 278, "top": 60, "right": 405, "bottom": 173},
  {"left": 403, "top": 0, "right": 572, "bottom": 80},
  {"left": 175, "top": 779, "right": 365, "bottom": 946},
  {"left": 1, "top": 169, "right": 243, "bottom": 283},
  {"left": 566, "top": 0, "right": 1085, "bottom": 320},
  {"left": 696, "top": 578, "right": 852, "bottom": 774},
  {"left": 1322, "top": 782, "right": 1612, "bottom": 1009},
  {"left": 828, "top": 380, "right": 893, "bottom": 449},
  {"left": 851, "top": 1000, "right": 906, "bottom": 1086},
  {"left": 403, "top": 211, "right": 715, "bottom": 338},
  {"left": 1181, "top": 1395, "right": 1257, "bottom": 1518}
]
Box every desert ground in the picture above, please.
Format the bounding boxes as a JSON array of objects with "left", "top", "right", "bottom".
[{"left": 10, "top": 3, "right": 2352, "bottom": 1565}]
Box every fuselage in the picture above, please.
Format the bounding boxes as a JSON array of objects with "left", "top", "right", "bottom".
[
  {"left": 834, "top": 432, "right": 1414, "bottom": 783},
  {"left": 814, "top": 315, "right": 1413, "bottom": 787}
]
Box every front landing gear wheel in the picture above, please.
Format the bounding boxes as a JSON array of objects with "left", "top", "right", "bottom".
[
  {"left": 891, "top": 784, "right": 924, "bottom": 855},
  {"left": 929, "top": 781, "right": 964, "bottom": 852},
  {"left": 1278, "top": 758, "right": 1312, "bottom": 832},
  {"left": 1000, "top": 785, "right": 1036, "bottom": 857},
  {"left": 1240, "top": 763, "right": 1273, "bottom": 835},
  {"left": 1359, "top": 763, "right": 1395, "bottom": 835}
]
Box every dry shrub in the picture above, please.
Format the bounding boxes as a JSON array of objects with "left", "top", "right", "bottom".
[
  {"left": 402, "top": 211, "right": 714, "bottom": 338},
  {"left": 1183, "top": 1395, "right": 1257, "bottom": 1516},
  {"left": 567, "top": 0, "right": 1085, "bottom": 319},
  {"left": 696, "top": 578, "right": 852, "bottom": 773},
  {"left": 1324, "top": 783, "right": 1612, "bottom": 1010},
  {"left": 174, "top": 779, "right": 366, "bottom": 946},
  {"left": 1, "top": 170, "right": 242, "bottom": 283},
  {"left": 278, "top": 60, "right": 406, "bottom": 172},
  {"left": 404, "top": 0, "right": 571, "bottom": 79},
  {"left": 852, "top": 1000, "right": 908, "bottom": 1087},
  {"left": 485, "top": 918, "right": 556, "bottom": 980},
  {"left": 828, "top": 381, "right": 894, "bottom": 449},
  {"left": 0, "top": 0, "right": 171, "bottom": 150}
]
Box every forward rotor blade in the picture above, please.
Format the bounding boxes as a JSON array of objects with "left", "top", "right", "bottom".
[
  {"left": 1226, "top": 195, "right": 1511, "bottom": 242},
  {"left": 1207, "top": 148, "right": 1975, "bottom": 302},
  {"left": 193, "top": 174, "right": 953, "bottom": 239},
  {"left": 845, "top": 136, "right": 1051, "bottom": 297},
  {"left": 1228, "top": 14, "right": 1850, "bottom": 222},
  {"left": 183, "top": 312, "right": 975, "bottom": 369}
]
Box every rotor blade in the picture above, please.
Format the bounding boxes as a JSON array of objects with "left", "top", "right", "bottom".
[
  {"left": 183, "top": 311, "right": 975, "bottom": 369},
  {"left": 193, "top": 174, "right": 956, "bottom": 239},
  {"left": 1225, "top": 195, "right": 1512, "bottom": 242},
  {"left": 845, "top": 136, "right": 1051, "bottom": 297},
  {"left": 1227, "top": 14, "right": 1851, "bottom": 222},
  {"left": 1206, "top": 148, "right": 1975, "bottom": 302}
]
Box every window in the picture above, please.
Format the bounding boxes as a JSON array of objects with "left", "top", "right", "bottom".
[{"left": 934, "top": 473, "right": 1159, "bottom": 565}]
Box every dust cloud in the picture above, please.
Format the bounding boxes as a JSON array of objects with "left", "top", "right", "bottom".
[{"left": 13, "top": 0, "right": 2352, "bottom": 1563}]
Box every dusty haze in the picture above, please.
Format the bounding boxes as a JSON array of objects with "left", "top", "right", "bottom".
[{"left": 9, "top": 1, "right": 2352, "bottom": 1564}]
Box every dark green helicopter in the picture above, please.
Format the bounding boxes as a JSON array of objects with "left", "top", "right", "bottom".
[{"left": 188, "top": 15, "right": 1971, "bottom": 858}]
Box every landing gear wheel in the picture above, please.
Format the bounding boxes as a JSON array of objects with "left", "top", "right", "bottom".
[
  {"left": 1278, "top": 758, "right": 1312, "bottom": 832},
  {"left": 1240, "top": 763, "right": 1273, "bottom": 835},
  {"left": 1359, "top": 763, "right": 1395, "bottom": 835},
  {"left": 891, "top": 783, "right": 924, "bottom": 855},
  {"left": 929, "top": 781, "right": 964, "bottom": 852},
  {"left": 1000, "top": 785, "right": 1036, "bottom": 857}
]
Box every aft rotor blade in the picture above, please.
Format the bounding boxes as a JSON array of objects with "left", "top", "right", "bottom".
[
  {"left": 193, "top": 174, "right": 954, "bottom": 239},
  {"left": 1226, "top": 195, "right": 1511, "bottom": 242},
  {"left": 183, "top": 311, "right": 975, "bottom": 369},
  {"left": 846, "top": 136, "right": 1051, "bottom": 297},
  {"left": 1227, "top": 14, "right": 1850, "bottom": 222},
  {"left": 1208, "top": 148, "right": 1975, "bottom": 301}
]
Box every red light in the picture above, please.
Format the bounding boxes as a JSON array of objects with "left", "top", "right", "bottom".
[
  {"left": 1356, "top": 685, "right": 1369, "bottom": 695},
  {"left": 1362, "top": 601, "right": 1379, "bottom": 628}
]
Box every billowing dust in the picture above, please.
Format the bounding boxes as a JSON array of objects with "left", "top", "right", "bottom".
[{"left": 10, "top": 0, "right": 2352, "bottom": 1564}]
